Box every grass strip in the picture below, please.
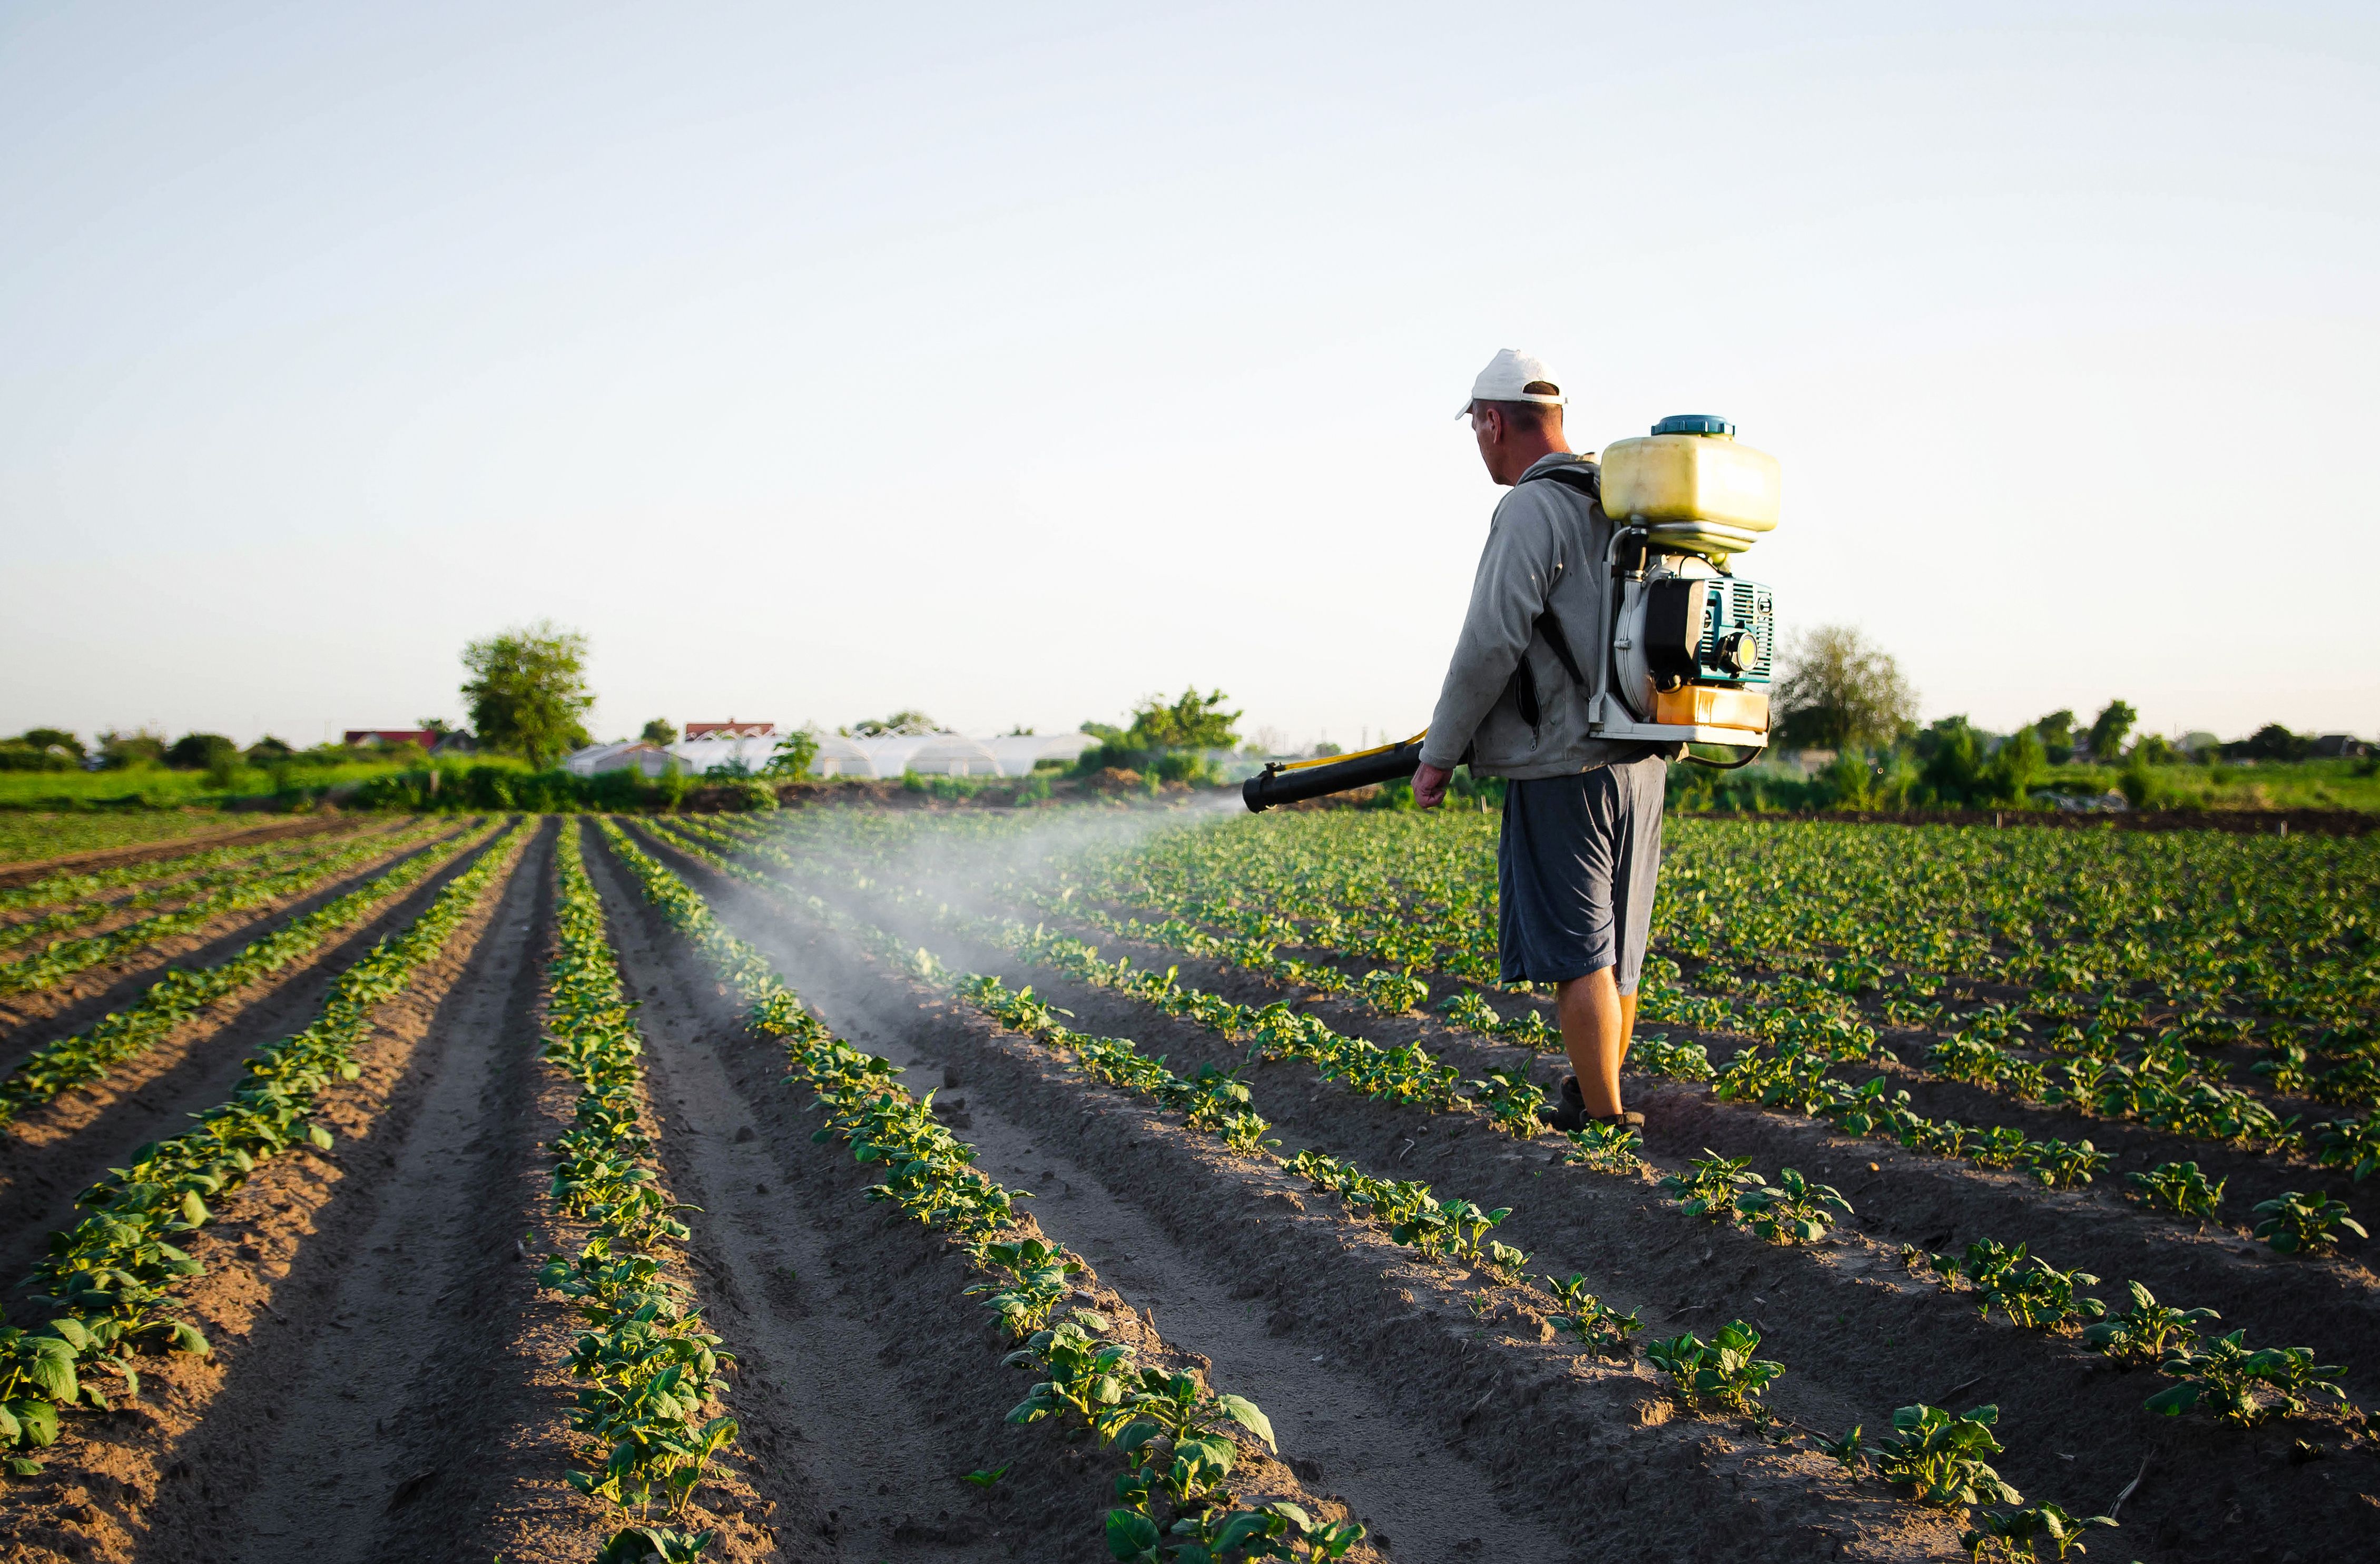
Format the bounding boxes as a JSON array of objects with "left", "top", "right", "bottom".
[
  {"left": 596, "top": 819, "right": 1368, "bottom": 1561},
  {"left": 0, "top": 817, "right": 457, "bottom": 997},
  {"left": 0, "top": 820, "right": 496, "bottom": 1126},
  {"left": 0, "top": 820, "right": 524, "bottom": 1475}
]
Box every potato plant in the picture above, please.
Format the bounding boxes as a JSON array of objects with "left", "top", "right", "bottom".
[
  {"left": 1562, "top": 1120, "right": 1645, "bottom": 1173},
  {"left": 1921, "top": 1241, "right": 2105, "bottom": 1331},
  {"left": 2251, "top": 1191, "right": 2367, "bottom": 1254},
  {"left": 0, "top": 818, "right": 481, "bottom": 1125},
  {"left": 2145, "top": 1330, "right": 2348, "bottom": 1425},
  {"left": 1658, "top": 1150, "right": 1758, "bottom": 1223},
  {"left": 2080, "top": 1282, "right": 2220, "bottom": 1366},
  {"left": 2122, "top": 1160, "right": 2225, "bottom": 1218},
  {"left": 1, "top": 821, "right": 522, "bottom": 1472},
  {"left": 1540, "top": 1274, "right": 1641, "bottom": 1354},
  {"left": 1645, "top": 1320, "right": 1784, "bottom": 1418},
  {"left": 602, "top": 825, "right": 1369, "bottom": 1561},
  {"left": 1960, "top": 1502, "right": 2115, "bottom": 1561},
  {"left": 535, "top": 831, "right": 743, "bottom": 1530},
  {"left": 1734, "top": 1167, "right": 1853, "bottom": 1245},
  {"left": 1868, "top": 1403, "right": 2022, "bottom": 1510},
  {"left": 0, "top": 820, "right": 456, "bottom": 996}
]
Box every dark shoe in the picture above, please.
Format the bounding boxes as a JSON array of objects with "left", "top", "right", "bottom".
[
  {"left": 1537, "top": 1074, "right": 1588, "bottom": 1132},
  {"left": 1537, "top": 1075, "right": 1643, "bottom": 1133}
]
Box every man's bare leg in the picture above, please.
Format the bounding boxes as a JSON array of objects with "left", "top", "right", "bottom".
[{"left": 1555, "top": 968, "right": 1637, "bottom": 1118}]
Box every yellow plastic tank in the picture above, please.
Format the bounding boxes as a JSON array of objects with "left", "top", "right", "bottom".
[{"left": 1600, "top": 415, "right": 1781, "bottom": 534}]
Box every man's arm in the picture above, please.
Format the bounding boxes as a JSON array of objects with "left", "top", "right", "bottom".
[{"left": 1414, "top": 490, "right": 1564, "bottom": 803}]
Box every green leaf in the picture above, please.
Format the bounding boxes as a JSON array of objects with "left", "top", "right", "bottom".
[
  {"left": 7, "top": 1399, "right": 60, "bottom": 1448},
  {"left": 25, "top": 1351, "right": 75, "bottom": 1403},
  {"left": 1215, "top": 1392, "right": 1276, "bottom": 1452},
  {"left": 308, "top": 1124, "right": 335, "bottom": 1151},
  {"left": 180, "top": 1190, "right": 209, "bottom": 1226},
  {"left": 1105, "top": 1508, "right": 1161, "bottom": 1559},
  {"left": 2143, "top": 1382, "right": 2201, "bottom": 1416},
  {"left": 169, "top": 1322, "right": 210, "bottom": 1355}
]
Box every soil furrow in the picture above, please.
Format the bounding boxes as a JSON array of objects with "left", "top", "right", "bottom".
[
  {"left": 0, "top": 828, "right": 503, "bottom": 1278},
  {"left": 589, "top": 828, "right": 1382, "bottom": 1563},
  {"left": 598, "top": 828, "right": 1568, "bottom": 1564},
  {"left": 0, "top": 820, "right": 473, "bottom": 1062},
  {"left": 764, "top": 853, "right": 2380, "bottom": 1564},
  {"left": 0, "top": 827, "right": 532, "bottom": 1563},
  {"left": 972, "top": 901, "right": 2380, "bottom": 1358},
  {"left": 640, "top": 832, "right": 1942, "bottom": 1563}
]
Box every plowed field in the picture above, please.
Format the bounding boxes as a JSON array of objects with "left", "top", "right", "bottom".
[{"left": 2, "top": 805, "right": 2371, "bottom": 1564}]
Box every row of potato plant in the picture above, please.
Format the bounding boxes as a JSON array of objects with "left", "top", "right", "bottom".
[
  {"left": 537, "top": 827, "right": 740, "bottom": 1562},
  {"left": 594, "top": 820, "right": 1367, "bottom": 1562},
  {"left": 0, "top": 828, "right": 393, "bottom": 956},
  {"left": 0, "top": 817, "right": 457, "bottom": 997},
  {"left": 1064, "top": 812, "right": 2378, "bottom": 1127},
  {"left": 684, "top": 814, "right": 2209, "bottom": 1549},
  {"left": 1021, "top": 863, "right": 2372, "bottom": 1253},
  {"left": 0, "top": 823, "right": 375, "bottom": 917},
  {"left": 646, "top": 823, "right": 1537, "bottom": 1282},
  {"left": 744, "top": 816, "right": 2375, "bottom": 1441},
  {"left": 0, "top": 820, "right": 492, "bottom": 1127},
  {"left": 0, "top": 821, "right": 523, "bottom": 1473},
  {"left": 655, "top": 821, "right": 1541, "bottom": 1284}
]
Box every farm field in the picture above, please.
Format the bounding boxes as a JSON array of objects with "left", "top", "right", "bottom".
[
  {"left": 0, "top": 812, "right": 353, "bottom": 879},
  {"left": 0, "top": 803, "right": 2372, "bottom": 1563}
]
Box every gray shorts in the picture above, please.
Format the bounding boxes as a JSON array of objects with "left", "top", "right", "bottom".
[{"left": 1498, "top": 755, "right": 1667, "bottom": 991}]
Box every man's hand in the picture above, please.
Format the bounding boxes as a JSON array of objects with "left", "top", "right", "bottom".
[{"left": 1412, "top": 762, "right": 1453, "bottom": 809}]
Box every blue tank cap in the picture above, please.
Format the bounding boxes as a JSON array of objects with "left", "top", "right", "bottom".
[{"left": 1651, "top": 414, "right": 1734, "bottom": 437}]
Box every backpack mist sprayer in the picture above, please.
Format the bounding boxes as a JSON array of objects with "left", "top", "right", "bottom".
[{"left": 1243, "top": 415, "right": 1781, "bottom": 814}]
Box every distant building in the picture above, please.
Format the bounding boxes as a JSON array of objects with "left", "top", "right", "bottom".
[
  {"left": 562, "top": 741, "right": 679, "bottom": 779},
  {"left": 345, "top": 729, "right": 438, "bottom": 750},
  {"left": 2313, "top": 734, "right": 2371, "bottom": 759},
  {"left": 684, "top": 720, "right": 776, "bottom": 740}
]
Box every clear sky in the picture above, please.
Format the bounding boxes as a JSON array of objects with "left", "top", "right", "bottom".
[{"left": 4, "top": 1, "right": 2374, "bottom": 750}]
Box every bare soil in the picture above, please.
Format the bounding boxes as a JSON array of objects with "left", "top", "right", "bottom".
[{"left": 6, "top": 809, "right": 2370, "bottom": 1564}]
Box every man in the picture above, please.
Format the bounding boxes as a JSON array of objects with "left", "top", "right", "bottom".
[{"left": 1411, "top": 349, "right": 1670, "bottom": 1132}]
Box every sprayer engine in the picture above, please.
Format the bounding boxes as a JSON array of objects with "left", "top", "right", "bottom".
[{"left": 1594, "top": 552, "right": 1777, "bottom": 745}]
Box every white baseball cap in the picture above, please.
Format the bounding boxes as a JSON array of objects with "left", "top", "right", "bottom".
[{"left": 1458, "top": 349, "right": 1567, "bottom": 418}]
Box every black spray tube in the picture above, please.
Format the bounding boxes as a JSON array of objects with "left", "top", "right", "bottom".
[{"left": 1241, "top": 737, "right": 1430, "bottom": 813}]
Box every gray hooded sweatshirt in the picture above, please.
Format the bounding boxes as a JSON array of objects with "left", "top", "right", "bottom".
[{"left": 1420, "top": 451, "right": 1663, "bottom": 780}]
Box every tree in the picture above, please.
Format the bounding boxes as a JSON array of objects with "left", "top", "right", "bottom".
[
  {"left": 245, "top": 736, "right": 295, "bottom": 763},
  {"left": 641, "top": 719, "right": 679, "bottom": 746},
  {"left": 845, "top": 710, "right": 939, "bottom": 737},
  {"left": 2085, "top": 700, "right": 2137, "bottom": 760},
  {"left": 460, "top": 622, "right": 596, "bottom": 767},
  {"left": 1771, "top": 626, "right": 1916, "bottom": 751},
  {"left": 2032, "top": 710, "right": 2077, "bottom": 765},
  {"left": 2231, "top": 723, "right": 2312, "bottom": 762},
  {"left": 1982, "top": 726, "right": 2047, "bottom": 804},
  {"left": 1123, "top": 687, "right": 1242, "bottom": 750},
  {"left": 1917, "top": 717, "right": 1986, "bottom": 804},
  {"left": 165, "top": 733, "right": 238, "bottom": 771},
  {"left": 19, "top": 728, "right": 83, "bottom": 760},
  {"left": 98, "top": 730, "right": 168, "bottom": 769},
  {"left": 763, "top": 730, "right": 819, "bottom": 779}
]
